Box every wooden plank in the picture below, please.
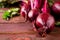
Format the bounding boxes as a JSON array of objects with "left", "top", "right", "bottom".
[{"left": 0, "top": 22, "right": 36, "bottom": 34}]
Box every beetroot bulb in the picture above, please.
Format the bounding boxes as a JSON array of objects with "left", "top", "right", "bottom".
[
  {"left": 48, "top": 0, "right": 60, "bottom": 20},
  {"left": 28, "top": 9, "right": 40, "bottom": 22},
  {"left": 33, "top": 0, "right": 55, "bottom": 37},
  {"left": 48, "top": 0, "right": 60, "bottom": 15},
  {"left": 20, "top": 0, "right": 31, "bottom": 21},
  {"left": 52, "top": 2, "right": 60, "bottom": 20},
  {"left": 52, "top": 2, "right": 60, "bottom": 14}
]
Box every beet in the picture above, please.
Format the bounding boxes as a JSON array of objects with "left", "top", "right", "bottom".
[
  {"left": 28, "top": 9, "right": 39, "bottom": 22},
  {"left": 33, "top": 0, "right": 55, "bottom": 37},
  {"left": 20, "top": 1, "right": 31, "bottom": 21},
  {"left": 52, "top": 2, "right": 60, "bottom": 14},
  {"left": 48, "top": 0, "right": 60, "bottom": 20}
]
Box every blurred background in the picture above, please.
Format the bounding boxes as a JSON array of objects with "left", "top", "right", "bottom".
[
  {"left": 0, "top": 0, "right": 60, "bottom": 8},
  {"left": 0, "top": 0, "right": 22, "bottom": 8}
]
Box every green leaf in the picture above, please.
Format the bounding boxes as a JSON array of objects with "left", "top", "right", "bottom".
[
  {"left": 55, "top": 22, "right": 60, "bottom": 25},
  {"left": 2, "top": 10, "right": 11, "bottom": 20},
  {"left": 10, "top": 8, "right": 19, "bottom": 12},
  {"left": 48, "top": 0, "right": 54, "bottom": 7}
]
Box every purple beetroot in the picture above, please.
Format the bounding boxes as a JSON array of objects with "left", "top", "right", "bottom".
[
  {"left": 20, "top": 0, "right": 31, "bottom": 21},
  {"left": 33, "top": 0, "right": 55, "bottom": 37}
]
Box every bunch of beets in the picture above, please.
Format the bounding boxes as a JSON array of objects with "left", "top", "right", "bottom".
[{"left": 20, "top": 0, "right": 60, "bottom": 37}]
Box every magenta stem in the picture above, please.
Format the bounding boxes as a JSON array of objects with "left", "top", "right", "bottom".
[
  {"left": 30, "top": 0, "right": 34, "bottom": 9},
  {"left": 43, "top": 0, "right": 47, "bottom": 13}
]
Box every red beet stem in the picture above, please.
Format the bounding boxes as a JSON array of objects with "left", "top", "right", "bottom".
[
  {"left": 42, "top": 0, "right": 50, "bottom": 13},
  {"left": 30, "top": 0, "right": 42, "bottom": 10},
  {"left": 30, "top": 0, "right": 34, "bottom": 9}
]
